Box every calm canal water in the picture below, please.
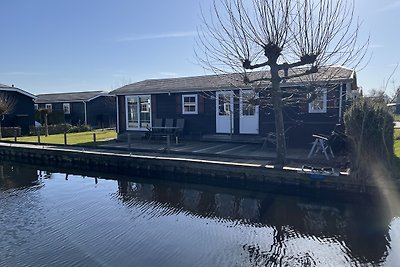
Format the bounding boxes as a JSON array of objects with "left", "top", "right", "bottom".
[{"left": 0, "top": 162, "right": 399, "bottom": 267}]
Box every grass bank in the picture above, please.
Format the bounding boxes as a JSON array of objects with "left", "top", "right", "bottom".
[
  {"left": 394, "top": 129, "right": 400, "bottom": 178},
  {"left": 2, "top": 129, "right": 117, "bottom": 146}
]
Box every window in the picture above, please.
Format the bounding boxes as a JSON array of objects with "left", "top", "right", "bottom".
[
  {"left": 218, "top": 93, "right": 232, "bottom": 116},
  {"left": 126, "top": 95, "right": 151, "bottom": 130},
  {"left": 241, "top": 90, "right": 258, "bottom": 116},
  {"left": 182, "top": 94, "right": 198, "bottom": 114},
  {"left": 45, "top": 104, "right": 52, "bottom": 111},
  {"left": 34, "top": 104, "right": 38, "bottom": 110},
  {"left": 309, "top": 88, "right": 327, "bottom": 113},
  {"left": 140, "top": 102, "right": 150, "bottom": 113},
  {"left": 63, "top": 103, "right": 70, "bottom": 114}
]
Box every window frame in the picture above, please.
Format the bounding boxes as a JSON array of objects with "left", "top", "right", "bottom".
[
  {"left": 125, "top": 95, "right": 152, "bottom": 131},
  {"left": 182, "top": 94, "right": 198, "bottom": 115},
  {"left": 34, "top": 104, "right": 38, "bottom": 110},
  {"left": 63, "top": 103, "right": 71, "bottom": 114},
  {"left": 45, "top": 104, "right": 52, "bottom": 111},
  {"left": 308, "top": 88, "right": 328, "bottom": 113}
]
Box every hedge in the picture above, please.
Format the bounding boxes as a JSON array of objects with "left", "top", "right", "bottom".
[
  {"left": 344, "top": 97, "right": 394, "bottom": 181},
  {"left": 1, "top": 127, "right": 21, "bottom": 138},
  {"left": 30, "top": 123, "right": 92, "bottom": 135}
]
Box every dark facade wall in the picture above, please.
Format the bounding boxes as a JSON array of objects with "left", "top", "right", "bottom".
[
  {"left": 2, "top": 91, "right": 35, "bottom": 135},
  {"left": 396, "top": 95, "right": 400, "bottom": 114},
  {"left": 87, "top": 96, "right": 116, "bottom": 128},
  {"left": 258, "top": 84, "right": 344, "bottom": 146},
  {"left": 69, "top": 102, "right": 85, "bottom": 125},
  {"left": 118, "top": 82, "right": 349, "bottom": 147},
  {"left": 118, "top": 96, "right": 126, "bottom": 133},
  {"left": 154, "top": 92, "right": 216, "bottom": 136},
  {"left": 37, "top": 102, "right": 85, "bottom": 125}
]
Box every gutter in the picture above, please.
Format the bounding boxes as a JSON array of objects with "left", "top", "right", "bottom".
[
  {"left": 116, "top": 96, "right": 119, "bottom": 133},
  {"left": 83, "top": 101, "right": 87, "bottom": 125}
]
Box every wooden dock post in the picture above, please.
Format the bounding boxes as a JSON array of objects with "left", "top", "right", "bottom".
[
  {"left": 64, "top": 133, "right": 67, "bottom": 145},
  {"left": 166, "top": 134, "right": 170, "bottom": 154},
  {"left": 37, "top": 129, "right": 41, "bottom": 144},
  {"left": 93, "top": 133, "right": 97, "bottom": 146},
  {"left": 14, "top": 129, "right": 17, "bottom": 142}
]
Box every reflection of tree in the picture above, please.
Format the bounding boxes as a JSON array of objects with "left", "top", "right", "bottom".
[
  {"left": 0, "top": 163, "right": 41, "bottom": 190},
  {"left": 117, "top": 180, "right": 395, "bottom": 264}
]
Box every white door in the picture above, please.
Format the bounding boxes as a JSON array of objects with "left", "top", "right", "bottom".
[
  {"left": 216, "top": 91, "right": 234, "bottom": 134},
  {"left": 239, "top": 90, "right": 259, "bottom": 134}
]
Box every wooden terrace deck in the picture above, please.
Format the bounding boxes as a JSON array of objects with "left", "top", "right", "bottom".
[{"left": 99, "top": 138, "right": 347, "bottom": 168}]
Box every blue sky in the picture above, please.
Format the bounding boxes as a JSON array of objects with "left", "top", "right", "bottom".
[{"left": 0, "top": 0, "right": 399, "bottom": 95}]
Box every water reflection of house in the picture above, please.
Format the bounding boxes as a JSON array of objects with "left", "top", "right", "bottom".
[
  {"left": 116, "top": 180, "right": 393, "bottom": 264},
  {"left": 0, "top": 163, "right": 40, "bottom": 190}
]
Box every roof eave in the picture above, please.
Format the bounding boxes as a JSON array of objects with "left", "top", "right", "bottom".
[
  {"left": 113, "top": 78, "right": 354, "bottom": 96},
  {"left": 0, "top": 86, "right": 37, "bottom": 99}
]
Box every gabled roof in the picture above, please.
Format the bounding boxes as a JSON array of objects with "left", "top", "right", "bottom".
[
  {"left": 111, "top": 65, "right": 355, "bottom": 96},
  {"left": 0, "top": 84, "right": 36, "bottom": 99},
  {"left": 35, "top": 91, "right": 109, "bottom": 104}
]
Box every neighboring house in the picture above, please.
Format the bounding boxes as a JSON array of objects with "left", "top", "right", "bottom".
[
  {"left": 110, "top": 66, "right": 358, "bottom": 147},
  {"left": 0, "top": 84, "right": 36, "bottom": 135},
  {"left": 397, "top": 92, "right": 400, "bottom": 114},
  {"left": 35, "top": 91, "right": 116, "bottom": 128}
]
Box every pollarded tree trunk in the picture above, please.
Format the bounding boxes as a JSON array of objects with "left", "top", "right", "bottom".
[
  {"left": 271, "top": 65, "right": 286, "bottom": 166},
  {"left": 44, "top": 114, "right": 49, "bottom": 137}
]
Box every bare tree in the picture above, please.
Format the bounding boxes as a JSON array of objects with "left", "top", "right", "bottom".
[
  {"left": 38, "top": 108, "right": 51, "bottom": 136},
  {"left": 197, "top": 0, "right": 368, "bottom": 166},
  {"left": 0, "top": 93, "right": 16, "bottom": 139}
]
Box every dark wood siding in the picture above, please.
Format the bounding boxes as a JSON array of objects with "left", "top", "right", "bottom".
[
  {"left": 38, "top": 102, "right": 85, "bottom": 125},
  {"left": 117, "top": 82, "right": 350, "bottom": 146},
  {"left": 87, "top": 96, "right": 116, "bottom": 129},
  {"left": 118, "top": 96, "right": 126, "bottom": 134},
  {"left": 154, "top": 92, "right": 216, "bottom": 136},
  {"left": 1, "top": 91, "right": 35, "bottom": 135},
  {"left": 259, "top": 84, "right": 342, "bottom": 147}
]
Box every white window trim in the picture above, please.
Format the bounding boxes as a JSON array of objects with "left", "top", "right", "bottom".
[
  {"left": 308, "top": 89, "right": 327, "bottom": 113},
  {"left": 239, "top": 90, "right": 259, "bottom": 117},
  {"left": 182, "top": 94, "right": 198, "bottom": 115},
  {"left": 63, "top": 103, "right": 71, "bottom": 114},
  {"left": 45, "top": 104, "right": 52, "bottom": 111},
  {"left": 34, "top": 104, "right": 38, "bottom": 110},
  {"left": 125, "top": 95, "right": 152, "bottom": 131}
]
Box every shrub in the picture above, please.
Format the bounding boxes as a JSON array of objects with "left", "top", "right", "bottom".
[
  {"left": 48, "top": 110, "right": 65, "bottom": 125},
  {"left": 30, "top": 123, "right": 92, "bottom": 135},
  {"left": 67, "top": 124, "right": 92, "bottom": 133},
  {"left": 35, "top": 110, "right": 65, "bottom": 125},
  {"left": 344, "top": 97, "right": 394, "bottom": 181},
  {"left": 1, "top": 127, "right": 21, "bottom": 138}
]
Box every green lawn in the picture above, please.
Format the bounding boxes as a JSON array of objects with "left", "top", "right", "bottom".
[{"left": 3, "top": 130, "right": 117, "bottom": 146}]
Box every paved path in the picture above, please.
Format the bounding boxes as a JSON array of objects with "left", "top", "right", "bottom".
[{"left": 395, "top": 121, "right": 400, "bottom": 129}]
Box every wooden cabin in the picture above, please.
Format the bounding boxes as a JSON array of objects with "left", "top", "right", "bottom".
[
  {"left": 111, "top": 66, "right": 358, "bottom": 147},
  {"left": 35, "top": 91, "right": 116, "bottom": 128},
  {"left": 0, "top": 83, "right": 36, "bottom": 135}
]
